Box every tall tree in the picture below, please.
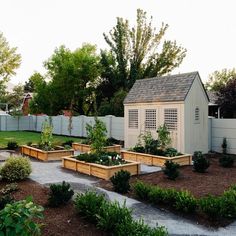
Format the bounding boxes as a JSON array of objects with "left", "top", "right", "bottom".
[
  {"left": 102, "top": 8, "right": 186, "bottom": 91},
  {"left": 98, "top": 9, "right": 186, "bottom": 116},
  {"left": 24, "top": 72, "right": 44, "bottom": 92},
  {"left": 30, "top": 44, "right": 101, "bottom": 115},
  {"left": 205, "top": 68, "right": 236, "bottom": 91},
  {"left": 0, "top": 32, "right": 21, "bottom": 102},
  {"left": 217, "top": 77, "right": 236, "bottom": 118}
]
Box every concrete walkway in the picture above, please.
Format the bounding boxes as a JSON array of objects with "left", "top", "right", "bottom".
[{"left": 28, "top": 159, "right": 236, "bottom": 236}]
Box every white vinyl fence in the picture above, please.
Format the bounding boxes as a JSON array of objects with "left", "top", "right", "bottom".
[
  {"left": 209, "top": 117, "right": 236, "bottom": 154},
  {"left": 0, "top": 115, "right": 124, "bottom": 141}
]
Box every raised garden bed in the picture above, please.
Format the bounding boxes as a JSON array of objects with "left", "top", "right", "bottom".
[
  {"left": 121, "top": 150, "right": 192, "bottom": 166},
  {"left": 21, "top": 145, "right": 74, "bottom": 161},
  {"left": 62, "top": 156, "right": 140, "bottom": 180},
  {"left": 72, "top": 142, "right": 121, "bottom": 153}
]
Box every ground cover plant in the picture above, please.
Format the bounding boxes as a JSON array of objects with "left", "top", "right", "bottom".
[
  {"left": 0, "top": 131, "right": 81, "bottom": 148},
  {"left": 75, "top": 152, "right": 127, "bottom": 166}
]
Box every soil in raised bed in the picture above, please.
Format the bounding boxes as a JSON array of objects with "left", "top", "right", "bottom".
[
  {"left": 0, "top": 179, "right": 106, "bottom": 236},
  {"left": 98, "top": 155, "right": 236, "bottom": 227}
]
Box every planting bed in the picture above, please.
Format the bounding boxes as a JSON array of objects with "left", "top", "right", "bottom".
[
  {"left": 72, "top": 143, "right": 121, "bottom": 153},
  {"left": 0, "top": 179, "right": 105, "bottom": 236},
  {"left": 62, "top": 156, "right": 140, "bottom": 180},
  {"left": 121, "top": 150, "right": 192, "bottom": 166},
  {"left": 21, "top": 145, "right": 74, "bottom": 161},
  {"left": 98, "top": 155, "right": 236, "bottom": 227}
]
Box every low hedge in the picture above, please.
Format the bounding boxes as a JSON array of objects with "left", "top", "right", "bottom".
[{"left": 133, "top": 181, "right": 236, "bottom": 220}]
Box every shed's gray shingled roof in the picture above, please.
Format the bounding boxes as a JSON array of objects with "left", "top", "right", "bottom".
[{"left": 124, "top": 72, "right": 199, "bottom": 104}]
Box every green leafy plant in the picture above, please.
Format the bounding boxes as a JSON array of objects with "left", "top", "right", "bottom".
[
  {"left": 0, "top": 156, "right": 32, "bottom": 182},
  {"left": 222, "top": 137, "right": 227, "bottom": 154},
  {"left": 132, "top": 145, "right": 145, "bottom": 153},
  {"left": 163, "top": 161, "right": 180, "bottom": 180},
  {"left": 7, "top": 141, "right": 18, "bottom": 150},
  {"left": 26, "top": 141, "right": 32, "bottom": 146},
  {"left": 199, "top": 195, "right": 222, "bottom": 219},
  {"left": 62, "top": 140, "right": 74, "bottom": 147},
  {"left": 40, "top": 119, "right": 53, "bottom": 151},
  {"left": 97, "top": 200, "right": 133, "bottom": 232},
  {"left": 219, "top": 155, "right": 234, "bottom": 168},
  {"left": 86, "top": 118, "right": 107, "bottom": 153},
  {"left": 0, "top": 197, "right": 44, "bottom": 236},
  {"left": 193, "top": 151, "right": 210, "bottom": 173},
  {"left": 164, "top": 147, "right": 180, "bottom": 157},
  {"left": 74, "top": 191, "right": 106, "bottom": 223},
  {"left": 132, "top": 181, "right": 152, "bottom": 201},
  {"left": 110, "top": 170, "right": 131, "bottom": 194},
  {"left": 220, "top": 188, "right": 236, "bottom": 218},
  {"left": 174, "top": 191, "right": 197, "bottom": 213},
  {"left": 0, "top": 194, "right": 13, "bottom": 210},
  {"left": 157, "top": 124, "right": 171, "bottom": 150},
  {"left": 48, "top": 181, "right": 74, "bottom": 207}
]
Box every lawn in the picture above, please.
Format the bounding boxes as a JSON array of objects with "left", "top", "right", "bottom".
[{"left": 0, "top": 131, "right": 82, "bottom": 148}]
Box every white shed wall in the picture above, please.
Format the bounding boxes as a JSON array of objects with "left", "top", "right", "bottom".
[
  {"left": 124, "top": 102, "right": 185, "bottom": 152},
  {"left": 184, "top": 75, "right": 208, "bottom": 154}
]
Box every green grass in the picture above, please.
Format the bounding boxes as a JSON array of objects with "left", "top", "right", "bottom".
[{"left": 0, "top": 131, "right": 82, "bottom": 148}]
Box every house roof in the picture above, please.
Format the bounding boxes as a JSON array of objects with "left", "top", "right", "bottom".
[
  {"left": 124, "top": 71, "right": 207, "bottom": 104},
  {"left": 207, "top": 91, "right": 218, "bottom": 105}
]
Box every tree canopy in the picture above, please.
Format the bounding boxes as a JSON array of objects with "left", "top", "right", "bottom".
[
  {"left": 217, "top": 77, "right": 236, "bottom": 118},
  {"left": 205, "top": 68, "right": 236, "bottom": 91}
]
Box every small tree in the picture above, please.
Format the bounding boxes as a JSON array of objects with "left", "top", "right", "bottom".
[
  {"left": 40, "top": 119, "right": 53, "bottom": 150},
  {"left": 157, "top": 124, "right": 171, "bottom": 150},
  {"left": 222, "top": 137, "right": 227, "bottom": 154},
  {"left": 86, "top": 118, "right": 107, "bottom": 153}
]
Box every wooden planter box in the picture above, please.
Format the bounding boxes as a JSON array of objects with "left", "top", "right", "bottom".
[
  {"left": 62, "top": 156, "right": 140, "bottom": 180},
  {"left": 121, "top": 150, "right": 192, "bottom": 167},
  {"left": 21, "top": 145, "right": 74, "bottom": 162},
  {"left": 72, "top": 143, "right": 121, "bottom": 153}
]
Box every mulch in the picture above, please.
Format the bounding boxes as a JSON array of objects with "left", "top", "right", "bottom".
[
  {"left": 0, "top": 180, "right": 106, "bottom": 236},
  {"left": 98, "top": 154, "right": 236, "bottom": 227}
]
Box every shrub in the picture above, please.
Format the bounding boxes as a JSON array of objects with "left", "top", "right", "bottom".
[
  {"left": 199, "top": 195, "right": 222, "bottom": 219},
  {"left": 219, "top": 155, "right": 234, "bottom": 168},
  {"left": 74, "top": 191, "right": 105, "bottom": 223},
  {"left": 116, "top": 219, "right": 168, "bottom": 236},
  {"left": 133, "top": 181, "right": 152, "bottom": 201},
  {"left": 7, "top": 141, "right": 18, "bottom": 150},
  {"left": 222, "top": 137, "right": 227, "bottom": 154},
  {"left": 161, "top": 188, "right": 178, "bottom": 204},
  {"left": 62, "top": 140, "right": 74, "bottom": 147},
  {"left": 164, "top": 147, "right": 179, "bottom": 157},
  {"left": 220, "top": 188, "right": 236, "bottom": 218},
  {"left": 97, "top": 201, "right": 133, "bottom": 232},
  {"left": 193, "top": 151, "right": 210, "bottom": 173},
  {"left": 174, "top": 190, "right": 197, "bottom": 213},
  {"left": 0, "top": 183, "right": 18, "bottom": 195},
  {"left": 0, "top": 194, "right": 13, "bottom": 210},
  {"left": 48, "top": 181, "right": 74, "bottom": 207},
  {"left": 26, "top": 141, "right": 32, "bottom": 146},
  {"left": 0, "top": 197, "right": 44, "bottom": 236},
  {"left": 75, "top": 153, "right": 98, "bottom": 163},
  {"left": 132, "top": 145, "right": 145, "bottom": 153},
  {"left": 163, "top": 161, "right": 180, "bottom": 180},
  {"left": 0, "top": 156, "right": 32, "bottom": 182},
  {"left": 110, "top": 170, "right": 131, "bottom": 194}
]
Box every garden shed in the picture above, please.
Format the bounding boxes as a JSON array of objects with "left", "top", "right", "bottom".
[{"left": 124, "top": 72, "right": 209, "bottom": 154}]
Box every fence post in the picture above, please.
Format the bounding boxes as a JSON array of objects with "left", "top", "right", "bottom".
[
  {"left": 106, "top": 115, "right": 113, "bottom": 138},
  {"left": 81, "top": 115, "right": 84, "bottom": 137}
]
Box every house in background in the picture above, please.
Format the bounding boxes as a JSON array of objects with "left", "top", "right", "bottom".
[
  {"left": 22, "top": 93, "right": 33, "bottom": 115},
  {"left": 124, "top": 71, "right": 209, "bottom": 154},
  {"left": 207, "top": 91, "right": 220, "bottom": 118}
]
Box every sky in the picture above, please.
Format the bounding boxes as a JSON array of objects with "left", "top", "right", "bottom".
[{"left": 1, "top": 0, "right": 236, "bottom": 85}]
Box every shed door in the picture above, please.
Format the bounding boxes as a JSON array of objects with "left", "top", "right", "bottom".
[{"left": 164, "top": 108, "right": 178, "bottom": 150}]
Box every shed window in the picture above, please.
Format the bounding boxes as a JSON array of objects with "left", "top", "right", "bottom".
[
  {"left": 164, "top": 108, "right": 178, "bottom": 131},
  {"left": 145, "top": 109, "right": 157, "bottom": 129},
  {"left": 195, "top": 107, "right": 200, "bottom": 123},
  {"left": 128, "top": 109, "right": 138, "bottom": 128}
]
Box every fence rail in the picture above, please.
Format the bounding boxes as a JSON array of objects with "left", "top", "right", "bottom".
[{"left": 0, "top": 115, "right": 124, "bottom": 141}]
